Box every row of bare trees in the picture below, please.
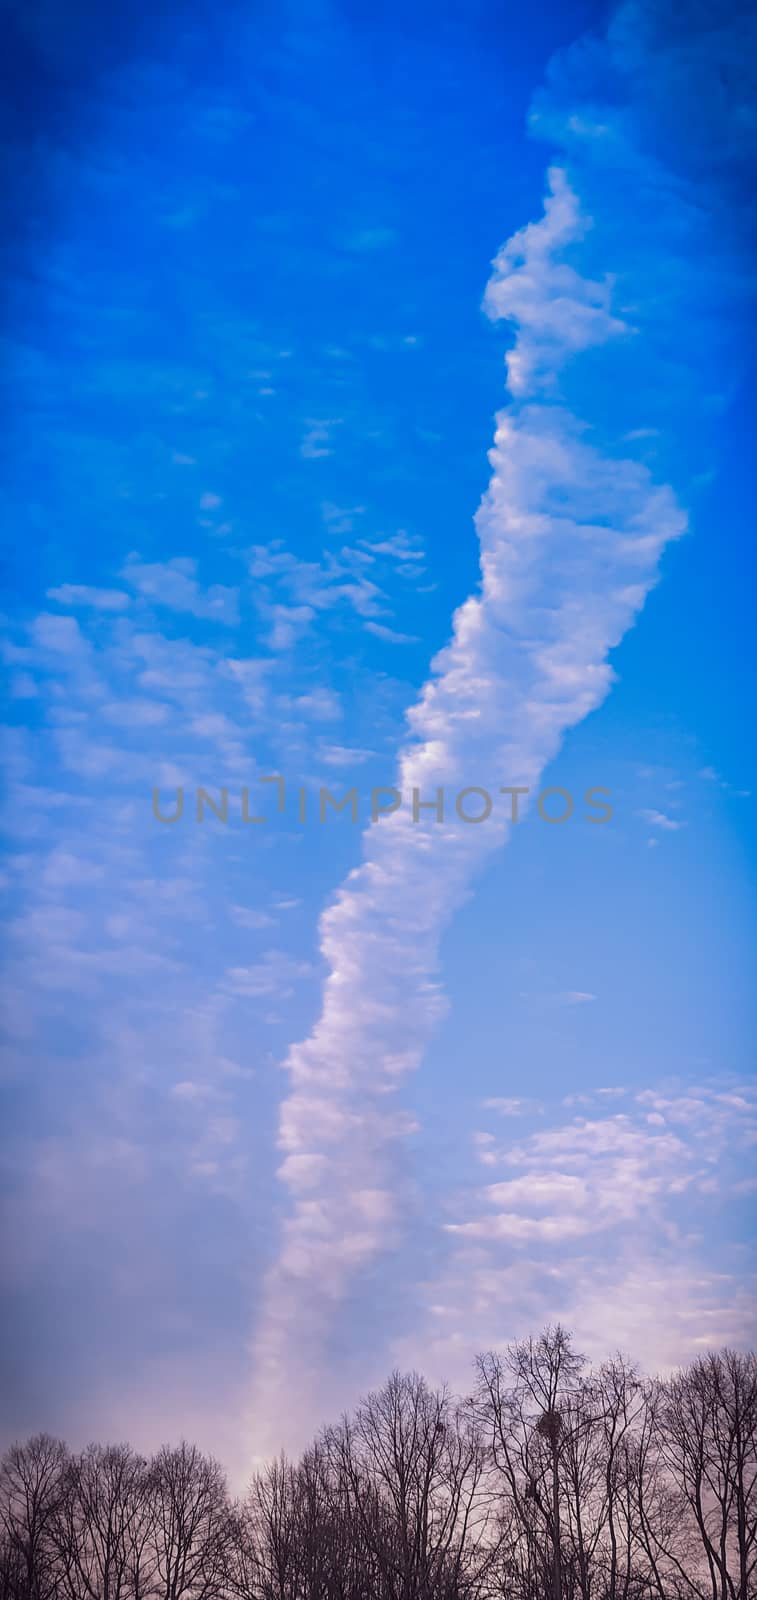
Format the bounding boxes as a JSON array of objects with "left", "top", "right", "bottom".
[{"left": 2, "top": 1331, "right": 755, "bottom": 1600}]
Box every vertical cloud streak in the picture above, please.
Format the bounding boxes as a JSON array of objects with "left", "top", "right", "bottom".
[{"left": 248, "top": 146, "right": 689, "bottom": 1455}]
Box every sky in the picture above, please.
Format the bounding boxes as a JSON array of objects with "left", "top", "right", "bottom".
[{"left": 1, "top": 0, "right": 756, "bottom": 1482}]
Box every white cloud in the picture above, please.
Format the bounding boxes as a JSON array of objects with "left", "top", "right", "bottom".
[
  {"left": 47, "top": 584, "right": 130, "bottom": 611},
  {"left": 317, "top": 744, "right": 374, "bottom": 768},
  {"left": 265, "top": 603, "right": 315, "bottom": 651},
  {"left": 247, "top": 167, "right": 686, "bottom": 1459},
  {"left": 361, "top": 531, "right": 425, "bottom": 564},
  {"left": 101, "top": 698, "right": 170, "bottom": 727},
  {"left": 484, "top": 167, "right": 628, "bottom": 395},
  {"left": 224, "top": 951, "right": 313, "bottom": 999},
  {"left": 396, "top": 1083, "right": 757, "bottom": 1392},
  {"left": 638, "top": 808, "right": 684, "bottom": 831},
  {"left": 322, "top": 502, "right": 365, "bottom": 535},
  {"left": 301, "top": 419, "right": 338, "bottom": 459},
  {"left": 481, "top": 1097, "right": 535, "bottom": 1116},
  {"left": 247, "top": 534, "right": 426, "bottom": 655},
  {"left": 519, "top": 988, "right": 596, "bottom": 1008},
  {"left": 230, "top": 905, "right": 276, "bottom": 930},
  {"left": 364, "top": 622, "right": 419, "bottom": 644},
  {"left": 121, "top": 556, "right": 239, "bottom": 625},
  {"left": 30, "top": 613, "right": 89, "bottom": 654},
  {"left": 294, "top": 688, "right": 342, "bottom": 722}
]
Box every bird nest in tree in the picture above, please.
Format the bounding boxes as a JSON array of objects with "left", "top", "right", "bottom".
[{"left": 536, "top": 1409, "right": 562, "bottom": 1441}]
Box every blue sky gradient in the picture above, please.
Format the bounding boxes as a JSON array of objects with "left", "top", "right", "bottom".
[{"left": 1, "top": 0, "right": 755, "bottom": 1479}]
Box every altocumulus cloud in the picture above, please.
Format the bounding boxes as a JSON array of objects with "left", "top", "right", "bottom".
[{"left": 392, "top": 1081, "right": 757, "bottom": 1388}]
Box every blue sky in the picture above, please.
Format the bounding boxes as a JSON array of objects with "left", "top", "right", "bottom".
[{"left": 1, "top": 0, "right": 755, "bottom": 1479}]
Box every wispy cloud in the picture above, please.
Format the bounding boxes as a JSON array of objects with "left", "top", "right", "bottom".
[
  {"left": 47, "top": 584, "right": 130, "bottom": 611},
  {"left": 301, "top": 419, "right": 339, "bottom": 459},
  {"left": 364, "top": 621, "right": 419, "bottom": 645},
  {"left": 121, "top": 557, "right": 240, "bottom": 625},
  {"left": 396, "top": 1082, "right": 757, "bottom": 1387},
  {"left": 638, "top": 808, "right": 684, "bottom": 832}
]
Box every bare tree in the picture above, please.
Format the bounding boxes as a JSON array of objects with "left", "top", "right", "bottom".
[
  {"left": 326, "top": 1371, "right": 494, "bottom": 1600},
  {"left": 3, "top": 1332, "right": 756, "bottom": 1600},
  {"left": 0, "top": 1435, "right": 66, "bottom": 1600},
  {"left": 51, "top": 1443, "right": 155, "bottom": 1600},
  {"left": 241, "top": 1455, "right": 301, "bottom": 1600},
  {"left": 554, "top": 1379, "right": 606, "bottom": 1600},
  {"left": 657, "top": 1351, "right": 757, "bottom": 1600},
  {"left": 149, "top": 1442, "right": 231, "bottom": 1600},
  {"left": 477, "top": 1326, "right": 586, "bottom": 1600}
]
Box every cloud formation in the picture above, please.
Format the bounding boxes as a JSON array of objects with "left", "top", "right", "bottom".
[
  {"left": 3, "top": 0, "right": 752, "bottom": 1475},
  {"left": 247, "top": 158, "right": 688, "bottom": 1455},
  {"left": 395, "top": 1082, "right": 757, "bottom": 1386},
  {"left": 246, "top": 0, "right": 757, "bottom": 1461}
]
